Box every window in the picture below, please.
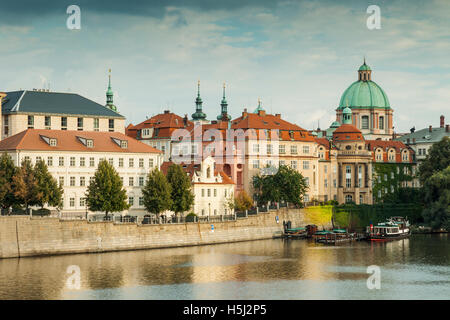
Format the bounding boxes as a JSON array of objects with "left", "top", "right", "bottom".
[
  {"left": 119, "top": 158, "right": 124, "bottom": 167},
  {"left": 80, "top": 198, "right": 86, "bottom": 207},
  {"left": 70, "top": 198, "right": 75, "bottom": 207},
  {"left": 139, "top": 158, "right": 144, "bottom": 167},
  {"left": 77, "top": 117, "right": 83, "bottom": 130},
  {"left": 324, "top": 179, "right": 328, "bottom": 188},
  {"left": 80, "top": 157, "right": 85, "bottom": 167},
  {"left": 59, "top": 177, "right": 64, "bottom": 186},
  {"left": 304, "top": 194, "right": 309, "bottom": 202},
  {"left": 214, "top": 189, "right": 217, "bottom": 197},
  {"left": 128, "top": 197, "right": 134, "bottom": 206},
  {"left": 303, "top": 161, "right": 309, "bottom": 170},
  {"left": 391, "top": 185, "right": 395, "bottom": 193},
  {"left": 303, "top": 146, "right": 309, "bottom": 154},
  {"left": 358, "top": 165, "right": 362, "bottom": 187},
  {"left": 80, "top": 177, "right": 85, "bottom": 186},
  {"left": 139, "top": 197, "right": 144, "bottom": 206},
  {"left": 45, "top": 116, "right": 51, "bottom": 129},
  {"left": 90, "top": 176, "right": 94, "bottom": 184},
  {"left": 324, "top": 165, "right": 327, "bottom": 174},
  {"left": 361, "top": 116, "right": 369, "bottom": 129},
  {"left": 61, "top": 117, "right": 67, "bottom": 130},
  {"left": 253, "top": 160, "right": 259, "bottom": 169},
  {"left": 345, "top": 195, "right": 353, "bottom": 203},
  {"left": 86, "top": 139, "right": 94, "bottom": 148},
  {"left": 384, "top": 174, "right": 387, "bottom": 181},
  {"left": 108, "top": 158, "right": 114, "bottom": 166},
  {"left": 94, "top": 118, "right": 99, "bottom": 131},
  {"left": 27, "top": 115, "right": 34, "bottom": 129},
  {"left": 3, "top": 115, "right": 9, "bottom": 135},
  {"left": 70, "top": 157, "right": 75, "bottom": 167},
  {"left": 207, "top": 189, "right": 211, "bottom": 197},
  {"left": 109, "top": 119, "right": 114, "bottom": 132},
  {"left": 47, "top": 157, "right": 53, "bottom": 166},
  {"left": 70, "top": 177, "right": 75, "bottom": 186},
  {"left": 279, "top": 160, "right": 285, "bottom": 166},
  {"left": 359, "top": 194, "right": 364, "bottom": 204},
  {"left": 267, "top": 144, "right": 272, "bottom": 154},
  {"left": 378, "top": 190, "right": 382, "bottom": 198},
  {"left": 59, "top": 157, "right": 64, "bottom": 166},
  {"left": 129, "top": 177, "right": 134, "bottom": 186},
  {"left": 333, "top": 179, "right": 337, "bottom": 188},
  {"left": 253, "top": 144, "right": 260, "bottom": 154},
  {"left": 291, "top": 160, "right": 297, "bottom": 169},
  {"left": 202, "top": 189, "right": 205, "bottom": 197},
  {"left": 379, "top": 116, "right": 384, "bottom": 130},
  {"left": 279, "top": 145, "right": 285, "bottom": 154},
  {"left": 346, "top": 166, "right": 352, "bottom": 188},
  {"left": 139, "top": 176, "right": 144, "bottom": 186},
  {"left": 149, "top": 158, "right": 154, "bottom": 168},
  {"left": 290, "top": 145, "right": 297, "bottom": 154},
  {"left": 391, "top": 172, "right": 394, "bottom": 179},
  {"left": 305, "top": 177, "right": 309, "bottom": 186},
  {"left": 129, "top": 158, "right": 134, "bottom": 168},
  {"left": 89, "top": 157, "right": 95, "bottom": 167},
  {"left": 214, "top": 209, "right": 217, "bottom": 215}
]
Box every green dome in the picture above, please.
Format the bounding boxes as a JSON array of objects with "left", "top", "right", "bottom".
[
  {"left": 358, "top": 63, "right": 371, "bottom": 71},
  {"left": 330, "top": 121, "right": 340, "bottom": 128},
  {"left": 338, "top": 80, "right": 390, "bottom": 109}
]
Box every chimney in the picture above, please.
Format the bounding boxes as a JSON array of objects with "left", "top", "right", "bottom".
[
  {"left": 183, "top": 114, "right": 188, "bottom": 127},
  {"left": 242, "top": 108, "right": 248, "bottom": 118},
  {"left": 258, "top": 110, "right": 266, "bottom": 117},
  {"left": 164, "top": 110, "right": 170, "bottom": 114},
  {"left": 440, "top": 115, "right": 444, "bottom": 128},
  {"left": 275, "top": 113, "right": 281, "bottom": 118},
  {"left": 429, "top": 125, "right": 432, "bottom": 132},
  {"left": 446, "top": 124, "right": 449, "bottom": 133}
]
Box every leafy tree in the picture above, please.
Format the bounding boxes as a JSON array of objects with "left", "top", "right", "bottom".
[
  {"left": 422, "top": 166, "right": 450, "bottom": 230},
  {"left": 234, "top": 190, "right": 253, "bottom": 211},
  {"left": 34, "top": 160, "right": 63, "bottom": 209},
  {"left": 166, "top": 164, "right": 194, "bottom": 216},
  {"left": 252, "top": 165, "right": 309, "bottom": 207},
  {"left": 142, "top": 168, "right": 172, "bottom": 216},
  {"left": 86, "top": 159, "right": 130, "bottom": 216},
  {"left": 418, "top": 136, "right": 450, "bottom": 184},
  {"left": 12, "top": 159, "right": 43, "bottom": 210},
  {"left": 0, "top": 152, "right": 17, "bottom": 210}
]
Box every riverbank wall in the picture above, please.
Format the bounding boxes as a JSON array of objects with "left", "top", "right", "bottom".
[{"left": 0, "top": 206, "right": 333, "bottom": 259}]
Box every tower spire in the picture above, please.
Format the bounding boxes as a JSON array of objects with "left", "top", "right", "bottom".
[
  {"left": 217, "top": 82, "right": 230, "bottom": 121},
  {"left": 105, "top": 68, "right": 117, "bottom": 112},
  {"left": 192, "top": 80, "right": 207, "bottom": 121}
]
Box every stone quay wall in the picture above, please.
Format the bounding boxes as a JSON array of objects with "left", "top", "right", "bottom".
[{"left": 0, "top": 207, "right": 333, "bottom": 259}]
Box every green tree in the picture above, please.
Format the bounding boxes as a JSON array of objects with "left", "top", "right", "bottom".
[
  {"left": 422, "top": 166, "right": 450, "bottom": 230},
  {"left": 34, "top": 160, "right": 63, "bottom": 209},
  {"left": 252, "top": 165, "right": 309, "bottom": 207},
  {"left": 166, "top": 164, "right": 194, "bottom": 216},
  {"left": 142, "top": 168, "right": 172, "bottom": 216},
  {"left": 418, "top": 136, "right": 450, "bottom": 184},
  {"left": 12, "top": 159, "right": 43, "bottom": 210},
  {"left": 234, "top": 190, "right": 253, "bottom": 211},
  {"left": 0, "top": 152, "right": 17, "bottom": 210},
  {"left": 86, "top": 159, "right": 130, "bottom": 216}
]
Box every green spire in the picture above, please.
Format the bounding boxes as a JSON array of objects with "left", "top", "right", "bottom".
[
  {"left": 105, "top": 69, "right": 117, "bottom": 112},
  {"left": 192, "top": 80, "right": 207, "bottom": 121},
  {"left": 253, "top": 98, "right": 264, "bottom": 113},
  {"left": 217, "top": 82, "right": 230, "bottom": 121}
]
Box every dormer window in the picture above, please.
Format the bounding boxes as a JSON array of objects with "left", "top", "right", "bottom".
[
  {"left": 111, "top": 137, "right": 128, "bottom": 149},
  {"left": 77, "top": 136, "right": 94, "bottom": 148},
  {"left": 40, "top": 135, "right": 57, "bottom": 146}
]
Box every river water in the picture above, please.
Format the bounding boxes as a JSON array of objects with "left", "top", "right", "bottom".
[{"left": 0, "top": 234, "right": 448, "bottom": 300}]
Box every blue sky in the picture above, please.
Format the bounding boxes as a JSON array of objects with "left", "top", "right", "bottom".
[{"left": 1, "top": 0, "right": 449, "bottom": 132}]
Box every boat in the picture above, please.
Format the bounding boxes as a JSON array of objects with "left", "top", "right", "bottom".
[
  {"left": 313, "top": 228, "right": 358, "bottom": 244},
  {"left": 282, "top": 224, "right": 318, "bottom": 239},
  {"left": 366, "top": 216, "right": 410, "bottom": 241}
]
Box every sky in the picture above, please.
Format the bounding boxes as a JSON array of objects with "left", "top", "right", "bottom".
[{"left": 1, "top": 0, "right": 449, "bottom": 132}]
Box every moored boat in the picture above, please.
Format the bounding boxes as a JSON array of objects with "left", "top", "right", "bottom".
[{"left": 366, "top": 216, "right": 410, "bottom": 241}]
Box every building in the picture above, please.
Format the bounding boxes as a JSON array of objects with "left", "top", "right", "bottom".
[
  {"left": 335, "top": 60, "right": 393, "bottom": 140},
  {"left": 0, "top": 129, "right": 162, "bottom": 215},
  {"left": 395, "top": 115, "right": 449, "bottom": 162},
  {"left": 161, "top": 156, "right": 234, "bottom": 217},
  {"left": 0, "top": 75, "right": 125, "bottom": 140}
]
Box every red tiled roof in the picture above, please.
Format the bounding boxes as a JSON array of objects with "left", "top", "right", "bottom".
[
  {"left": 0, "top": 129, "right": 162, "bottom": 154},
  {"left": 332, "top": 124, "right": 364, "bottom": 142}
]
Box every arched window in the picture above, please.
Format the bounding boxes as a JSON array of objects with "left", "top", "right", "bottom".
[
  {"left": 379, "top": 116, "right": 384, "bottom": 130},
  {"left": 207, "top": 166, "right": 211, "bottom": 178},
  {"left": 361, "top": 116, "right": 369, "bottom": 129},
  {"left": 345, "top": 195, "right": 353, "bottom": 203}
]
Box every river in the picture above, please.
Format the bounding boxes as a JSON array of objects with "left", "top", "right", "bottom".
[{"left": 0, "top": 234, "right": 448, "bottom": 299}]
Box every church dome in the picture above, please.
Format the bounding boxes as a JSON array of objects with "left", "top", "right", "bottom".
[{"left": 338, "top": 61, "right": 390, "bottom": 109}]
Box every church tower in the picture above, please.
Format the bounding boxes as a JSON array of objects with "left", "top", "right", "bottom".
[
  {"left": 191, "top": 80, "right": 207, "bottom": 122},
  {"left": 105, "top": 69, "right": 117, "bottom": 112},
  {"left": 217, "top": 83, "right": 231, "bottom": 121}
]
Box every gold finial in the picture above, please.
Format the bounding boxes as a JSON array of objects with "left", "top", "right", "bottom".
[
  {"left": 109, "top": 68, "right": 111, "bottom": 73},
  {"left": 223, "top": 82, "right": 226, "bottom": 89}
]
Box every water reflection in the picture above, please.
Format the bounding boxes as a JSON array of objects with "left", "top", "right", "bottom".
[{"left": 0, "top": 234, "right": 448, "bottom": 299}]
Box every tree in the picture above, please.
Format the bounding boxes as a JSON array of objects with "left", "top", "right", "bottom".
[
  {"left": 422, "top": 166, "right": 450, "bottom": 230},
  {"left": 418, "top": 136, "right": 450, "bottom": 184},
  {"left": 12, "top": 159, "right": 43, "bottom": 210},
  {"left": 166, "top": 164, "right": 194, "bottom": 217},
  {"left": 86, "top": 159, "right": 129, "bottom": 216},
  {"left": 142, "top": 168, "right": 172, "bottom": 216},
  {"left": 252, "top": 165, "right": 309, "bottom": 207},
  {"left": 0, "top": 152, "right": 17, "bottom": 210},
  {"left": 34, "top": 159, "right": 63, "bottom": 209},
  {"left": 234, "top": 190, "right": 253, "bottom": 211}
]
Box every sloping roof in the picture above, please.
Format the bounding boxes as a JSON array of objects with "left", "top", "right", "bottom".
[
  {"left": 1, "top": 90, "right": 124, "bottom": 118},
  {"left": 126, "top": 111, "right": 192, "bottom": 139},
  {"left": 332, "top": 124, "right": 364, "bottom": 142},
  {"left": 366, "top": 140, "right": 410, "bottom": 152},
  {"left": 395, "top": 127, "right": 450, "bottom": 144},
  {"left": 0, "top": 129, "right": 162, "bottom": 153}
]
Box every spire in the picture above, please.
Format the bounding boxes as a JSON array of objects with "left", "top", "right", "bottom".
[
  {"left": 105, "top": 69, "right": 117, "bottom": 112},
  {"left": 192, "top": 80, "right": 207, "bottom": 121},
  {"left": 253, "top": 97, "right": 264, "bottom": 113},
  {"left": 342, "top": 99, "right": 352, "bottom": 124},
  {"left": 217, "top": 82, "right": 230, "bottom": 121}
]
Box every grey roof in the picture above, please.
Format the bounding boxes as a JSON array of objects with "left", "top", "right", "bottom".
[
  {"left": 395, "top": 127, "right": 450, "bottom": 144},
  {"left": 2, "top": 90, "right": 124, "bottom": 118}
]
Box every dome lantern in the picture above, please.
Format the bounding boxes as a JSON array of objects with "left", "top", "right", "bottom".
[{"left": 358, "top": 58, "right": 372, "bottom": 81}]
